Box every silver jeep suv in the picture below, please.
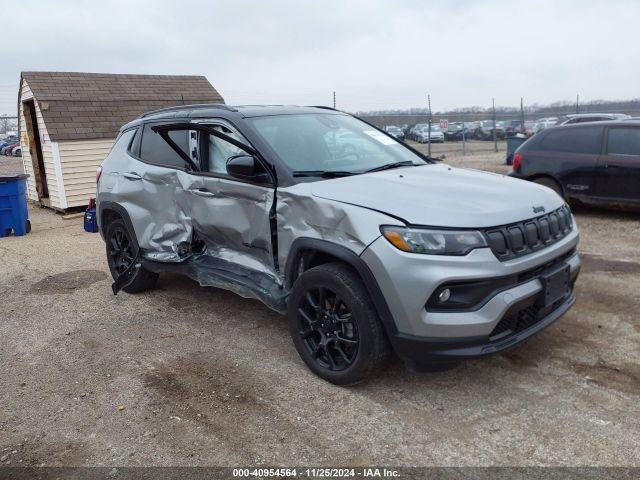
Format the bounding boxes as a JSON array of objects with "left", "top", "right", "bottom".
[{"left": 96, "top": 105, "right": 580, "bottom": 385}]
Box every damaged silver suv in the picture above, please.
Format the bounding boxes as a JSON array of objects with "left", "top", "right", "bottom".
[{"left": 97, "top": 105, "right": 580, "bottom": 385}]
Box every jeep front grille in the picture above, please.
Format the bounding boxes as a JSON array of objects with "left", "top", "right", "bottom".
[{"left": 483, "top": 205, "right": 573, "bottom": 261}]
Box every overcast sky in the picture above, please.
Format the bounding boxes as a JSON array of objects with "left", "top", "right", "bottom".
[{"left": 3, "top": 0, "right": 639, "bottom": 115}]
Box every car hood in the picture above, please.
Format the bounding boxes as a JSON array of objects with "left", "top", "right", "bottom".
[{"left": 310, "top": 164, "right": 564, "bottom": 228}]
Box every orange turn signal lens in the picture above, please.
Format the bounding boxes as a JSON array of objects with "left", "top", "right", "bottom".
[{"left": 382, "top": 229, "right": 410, "bottom": 252}]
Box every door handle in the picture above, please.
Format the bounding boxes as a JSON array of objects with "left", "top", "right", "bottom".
[
  {"left": 122, "top": 172, "right": 142, "bottom": 180},
  {"left": 189, "top": 188, "right": 216, "bottom": 198}
]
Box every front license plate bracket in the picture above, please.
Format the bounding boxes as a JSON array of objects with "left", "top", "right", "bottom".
[{"left": 540, "top": 263, "right": 571, "bottom": 307}]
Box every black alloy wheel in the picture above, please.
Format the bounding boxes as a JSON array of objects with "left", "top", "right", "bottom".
[
  {"left": 296, "top": 286, "right": 359, "bottom": 371},
  {"left": 108, "top": 224, "right": 136, "bottom": 274}
]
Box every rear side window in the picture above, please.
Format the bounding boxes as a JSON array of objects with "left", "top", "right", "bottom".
[
  {"left": 140, "top": 123, "right": 189, "bottom": 168},
  {"left": 607, "top": 127, "right": 640, "bottom": 155},
  {"left": 539, "top": 126, "right": 603, "bottom": 154},
  {"left": 128, "top": 127, "right": 142, "bottom": 156}
]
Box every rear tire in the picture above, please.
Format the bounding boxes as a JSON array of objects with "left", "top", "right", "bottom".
[
  {"left": 105, "top": 218, "right": 158, "bottom": 293},
  {"left": 533, "top": 177, "right": 564, "bottom": 198},
  {"left": 287, "top": 262, "right": 390, "bottom": 386}
]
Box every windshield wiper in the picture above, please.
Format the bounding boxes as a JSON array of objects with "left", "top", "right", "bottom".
[
  {"left": 293, "top": 170, "right": 356, "bottom": 178},
  {"left": 364, "top": 161, "right": 416, "bottom": 173}
]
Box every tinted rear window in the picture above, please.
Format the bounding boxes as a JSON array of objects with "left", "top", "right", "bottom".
[
  {"left": 539, "top": 126, "right": 603, "bottom": 154},
  {"left": 607, "top": 127, "right": 640, "bottom": 155},
  {"left": 140, "top": 123, "right": 189, "bottom": 168}
]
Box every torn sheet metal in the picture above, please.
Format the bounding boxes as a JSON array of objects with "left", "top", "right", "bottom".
[{"left": 143, "top": 254, "right": 287, "bottom": 312}]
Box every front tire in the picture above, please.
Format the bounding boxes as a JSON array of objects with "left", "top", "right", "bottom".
[
  {"left": 105, "top": 218, "right": 158, "bottom": 293},
  {"left": 287, "top": 263, "right": 390, "bottom": 385}
]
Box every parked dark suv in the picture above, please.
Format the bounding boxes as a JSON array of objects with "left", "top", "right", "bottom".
[{"left": 509, "top": 121, "right": 640, "bottom": 207}]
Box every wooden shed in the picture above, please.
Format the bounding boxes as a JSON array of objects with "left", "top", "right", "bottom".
[{"left": 17, "top": 72, "right": 224, "bottom": 210}]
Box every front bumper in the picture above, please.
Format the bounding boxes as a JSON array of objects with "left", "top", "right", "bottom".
[
  {"left": 391, "top": 290, "right": 576, "bottom": 364},
  {"left": 360, "top": 225, "right": 580, "bottom": 363}
]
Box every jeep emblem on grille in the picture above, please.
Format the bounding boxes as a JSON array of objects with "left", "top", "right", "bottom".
[{"left": 532, "top": 205, "right": 545, "bottom": 214}]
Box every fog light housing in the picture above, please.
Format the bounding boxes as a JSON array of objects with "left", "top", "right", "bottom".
[{"left": 438, "top": 288, "right": 451, "bottom": 303}]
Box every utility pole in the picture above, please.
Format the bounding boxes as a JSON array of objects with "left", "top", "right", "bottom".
[
  {"left": 427, "top": 94, "right": 432, "bottom": 157},
  {"left": 492, "top": 97, "right": 498, "bottom": 153},
  {"left": 461, "top": 111, "right": 466, "bottom": 156},
  {"left": 576, "top": 94, "right": 579, "bottom": 114},
  {"left": 520, "top": 97, "right": 525, "bottom": 135}
]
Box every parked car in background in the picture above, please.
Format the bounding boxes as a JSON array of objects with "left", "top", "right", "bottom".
[
  {"left": 0, "top": 137, "right": 18, "bottom": 152},
  {"left": 0, "top": 136, "right": 17, "bottom": 144},
  {"left": 1, "top": 142, "right": 18, "bottom": 155},
  {"left": 474, "top": 120, "right": 505, "bottom": 140},
  {"left": 384, "top": 125, "right": 405, "bottom": 141},
  {"left": 506, "top": 121, "right": 536, "bottom": 138},
  {"left": 415, "top": 125, "right": 445, "bottom": 143},
  {"left": 444, "top": 122, "right": 467, "bottom": 141},
  {"left": 509, "top": 120, "right": 640, "bottom": 208},
  {"left": 465, "top": 121, "right": 480, "bottom": 135},
  {"left": 408, "top": 123, "right": 428, "bottom": 141},
  {"left": 12, "top": 146, "right": 22, "bottom": 157},
  {"left": 534, "top": 117, "right": 558, "bottom": 133},
  {"left": 97, "top": 104, "right": 580, "bottom": 385},
  {"left": 557, "top": 113, "right": 631, "bottom": 125}
]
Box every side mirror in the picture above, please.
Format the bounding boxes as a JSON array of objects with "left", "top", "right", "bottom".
[{"left": 226, "top": 154, "right": 270, "bottom": 183}]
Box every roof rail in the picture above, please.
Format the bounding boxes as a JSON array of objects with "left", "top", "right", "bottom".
[
  {"left": 307, "top": 105, "right": 341, "bottom": 112},
  {"left": 139, "top": 103, "right": 236, "bottom": 118}
]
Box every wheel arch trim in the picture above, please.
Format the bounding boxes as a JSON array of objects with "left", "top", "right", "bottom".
[
  {"left": 527, "top": 173, "right": 566, "bottom": 197},
  {"left": 98, "top": 201, "right": 137, "bottom": 243},
  {"left": 285, "top": 237, "right": 398, "bottom": 336}
]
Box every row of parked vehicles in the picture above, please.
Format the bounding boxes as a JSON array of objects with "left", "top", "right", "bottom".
[
  {"left": 0, "top": 135, "right": 21, "bottom": 156},
  {"left": 383, "top": 113, "right": 632, "bottom": 143}
]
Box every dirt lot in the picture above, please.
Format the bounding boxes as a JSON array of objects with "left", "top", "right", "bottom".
[
  {"left": 0, "top": 155, "right": 24, "bottom": 177},
  {"left": 0, "top": 150, "right": 638, "bottom": 467}
]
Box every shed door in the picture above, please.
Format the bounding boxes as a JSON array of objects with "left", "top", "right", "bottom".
[{"left": 22, "top": 100, "right": 48, "bottom": 199}]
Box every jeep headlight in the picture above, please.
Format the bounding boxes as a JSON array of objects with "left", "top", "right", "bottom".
[{"left": 381, "top": 226, "right": 487, "bottom": 255}]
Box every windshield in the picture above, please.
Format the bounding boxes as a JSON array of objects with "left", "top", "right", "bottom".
[{"left": 248, "top": 113, "right": 426, "bottom": 173}]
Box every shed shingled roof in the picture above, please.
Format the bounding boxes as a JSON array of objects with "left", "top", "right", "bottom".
[{"left": 20, "top": 72, "right": 224, "bottom": 141}]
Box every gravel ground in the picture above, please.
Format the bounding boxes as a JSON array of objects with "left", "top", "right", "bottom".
[
  {"left": 0, "top": 155, "right": 24, "bottom": 176},
  {"left": 0, "top": 151, "right": 638, "bottom": 467}
]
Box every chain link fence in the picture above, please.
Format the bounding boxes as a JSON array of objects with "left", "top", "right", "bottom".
[{"left": 358, "top": 100, "right": 640, "bottom": 159}]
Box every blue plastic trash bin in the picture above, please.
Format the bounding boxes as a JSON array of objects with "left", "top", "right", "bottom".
[
  {"left": 0, "top": 174, "right": 30, "bottom": 238},
  {"left": 505, "top": 136, "right": 527, "bottom": 165}
]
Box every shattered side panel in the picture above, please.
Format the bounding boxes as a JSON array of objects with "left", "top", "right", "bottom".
[
  {"left": 99, "top": 130, "right": 284, "bottom": 310},
  {"left": 276, "top": 183, "right": 403, "bottom": 274}
]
